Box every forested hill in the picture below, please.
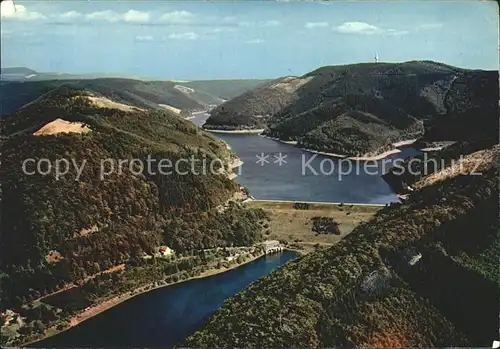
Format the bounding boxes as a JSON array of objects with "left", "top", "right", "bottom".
[
  {"left": 181, "top": 79, "right": 271, "bottom": 101},
  {"left": 187, "top": 145, "right": 499, "bottom": 348},
  {"left": 0, "top": 78, "right": 220, "bottom": 116},
  {"left": 0, "top": 69, "right": 271, "bottom": 116},
  {"left": 0, "top": 85, "right": 266, "bottom": 319},
  {"left": 205, "top": 61, "right": 498, "bottom": 157}
]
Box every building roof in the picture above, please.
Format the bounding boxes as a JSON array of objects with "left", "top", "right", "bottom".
[{"left": 263, "top": 240, "right": 280, "bottom": 245}]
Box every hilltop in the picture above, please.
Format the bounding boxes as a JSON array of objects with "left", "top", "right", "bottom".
[
  {"left": 0, "top": 84, "right": 268, "bottom": 346},
  {"left": 205, "top": 61, "right": 498, "bottom": 157}
]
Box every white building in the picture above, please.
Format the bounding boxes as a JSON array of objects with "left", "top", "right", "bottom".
[
  {"left": 159, "top": 246, "right": 174, "bottom": 256},
  {"left": 262, "top": 240, "right": 283, "bottom": 254}
]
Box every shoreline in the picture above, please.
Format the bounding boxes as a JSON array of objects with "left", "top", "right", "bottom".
[
  {"left": 22, "top": 251, "right": 270, "bottom": 347},
  {"left": 347, "top": 148, "right": 402, "bottom": 161},
  {"left": 300, "top": 147, "right": 348, "bottom": 159},
  {"left": 260, "top": 135, "right": 414, "bottom": 161},
  {"left": 260, "top": 135, "right": 299, "bottom": 145},
  {"left": 203, "top": 126, "right": 418, "bottom": 162},
  {"left": 204, "top": 128, "right": 265, "bottom": 135},
  {"left": 392, "top": 139, "right": 418, "bottom": 148},
  {"left": 248, "top": 199, "right": 385, "bottom": 207}
]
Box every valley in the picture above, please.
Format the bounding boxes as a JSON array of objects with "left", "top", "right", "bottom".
[
  {"left": 1, "top": 62, "right": 497, "bottom": 348},
  {"left": 0, "top": 79, "right": 397, "bottom": 347},
  {"left": 2, "top": 1, "right": 498, "bottom": 347}
]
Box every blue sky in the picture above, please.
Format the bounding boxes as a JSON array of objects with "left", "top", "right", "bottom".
[{"left": 1, "top": 0, "right": 498, "bottom": 80}]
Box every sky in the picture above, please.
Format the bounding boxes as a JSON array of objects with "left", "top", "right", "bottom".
[{"left": 1, "top": 0, "right": 498, "bottom": 80}]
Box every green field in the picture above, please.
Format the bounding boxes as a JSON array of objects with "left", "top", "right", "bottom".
[{"left": 247, "top": 200, "right": 381, "bottom": 251}]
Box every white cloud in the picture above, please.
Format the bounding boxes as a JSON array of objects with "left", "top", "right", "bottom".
[
  {"left": 385, "top": 29, "right": 409, "bottom": 36},
  {"left": 55, "top": 9, "right": 149, "bottom": 23},
  {"left": 222, "top": 16, "right": 237, "bottom": 22},
  {"left": 238, "top": 21, "right": 253, "bottom": 27},
  {"left": 417, "top": 23, "right": 443, "bottom": 30},
  {"left": 135, "top": 35, "right": 154, "bottom": 42},
  {"left": 1, "top": 28, "right": 11, "bottom": 37},
  {"left": 237, "top": 20, "right": 280, "bottom": 28},
  {"left": 1, "top": 0, "right": 46, "bottom": 20},
  {"left": 209, "top": 27, "right": 237, "bottom": 33},
  {"left": 335, "top": 21, "right": 381, "bottom": 35},
  {"left": 335, "top": 21, "right": 409, "bottom": 36},
  {"left": 123, "top": 10, "right": 150, "bottom": 23},
  {"left": 246, "top": 38, "right": 263, "bottom": 44},
  {"left": 160, "top": 11, "right": 194, "bottom": 24},
  {"left": 86, "top": 10, "right": 120, "bottom": 22},
  {"left": 262, "top": 20, "right": 280, "bottom": 27},
  {"left": 59, "top": 11, "right": 82, "bottom": 20},
  {"left": 305, "top": 22, "right": 329, "bottom": 29},
  {"left": 168, "top": 32, "right": 199, "bottom": 40}
]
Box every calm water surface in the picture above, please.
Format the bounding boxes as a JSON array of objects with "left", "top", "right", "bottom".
[
  {"left": 193, "top": 114, "right": 420, "bottom": 204},
  {"left": 32, "top": 251, "right": 298, "bottom": 348}
]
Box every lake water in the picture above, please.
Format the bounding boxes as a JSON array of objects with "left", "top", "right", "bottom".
[
  {"left": 193, "top": 114, "right": 421, "bottom": 204},
  {"left": 32, "top": 251, "right": 299, "bottom": 348}
]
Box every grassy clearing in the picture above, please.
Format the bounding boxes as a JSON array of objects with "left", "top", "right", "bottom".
[{"left": 247, "top": 201, "right": 381, "bottom": 252}]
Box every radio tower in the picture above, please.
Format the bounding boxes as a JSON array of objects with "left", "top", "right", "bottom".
[{"left": 374, "top": 52, "right": 379, "bottom": 63}]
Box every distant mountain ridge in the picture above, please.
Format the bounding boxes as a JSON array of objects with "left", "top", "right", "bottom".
[
  {"left": 0, "top": 67, "right": 271, "bottom": 113},
  {"left": 0, "top": 79, "right": 207, "bottom": 116},
  {"left": 205, "top": 61, "right": 498, "bottom": 157}
]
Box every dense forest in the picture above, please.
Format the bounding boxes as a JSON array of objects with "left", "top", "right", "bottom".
[
  {"left": 205, "top": 61, "right": 498, "bottom": 156},
  {"left": 203, "top": 77, "right": 300, "bottom": 129},
  {"left": 0, "top": 86, "right": 267, "bottom": 344},
  {"left": 187, "top": 154, "right": 499, "bottom": 347},
  {"left": 182, "top": 79, "right": 271, "bottom": 101}
]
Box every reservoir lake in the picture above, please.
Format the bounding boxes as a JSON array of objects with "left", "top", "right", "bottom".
[
  {"left": 32, "top": 251, "right": 299, "bottom": 348},
  {"left": 192, "top": 113, "right": 421, "bottom": 204}
]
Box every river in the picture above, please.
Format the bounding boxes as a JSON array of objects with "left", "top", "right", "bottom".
[
  {"left": 192, "top": 113, "right": 421, "bottom": 204},
  {"left": 31, "top": 251, "right": 298, "bottom": 348}
]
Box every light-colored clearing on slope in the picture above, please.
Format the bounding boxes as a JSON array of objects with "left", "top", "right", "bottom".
[
  {"left": 76, "top": 225, "right": 100, "bottom": 238},
  {"left": 33, "top": 119, "right": 91, "bottom": 136},
  {"left": 87, "top": 96, "right": 144, "bottom": 112},
  {"left": 414, "top": 145, "right": 500, "bottom": 189},
  {"left": 174, "top": 84, "right": 195, "bottom": 94},
  {"left": 229, "top": 158, "right": 244, "bottom": 169},
  {"left": 392, "top": 139, "right": 418, "bottom": 147},
  {"left": 270, "top": 76, "right": 314, "bottom": 93},
  {"left": 158, "top": 104, "right": 181, "bottom": 114}
]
